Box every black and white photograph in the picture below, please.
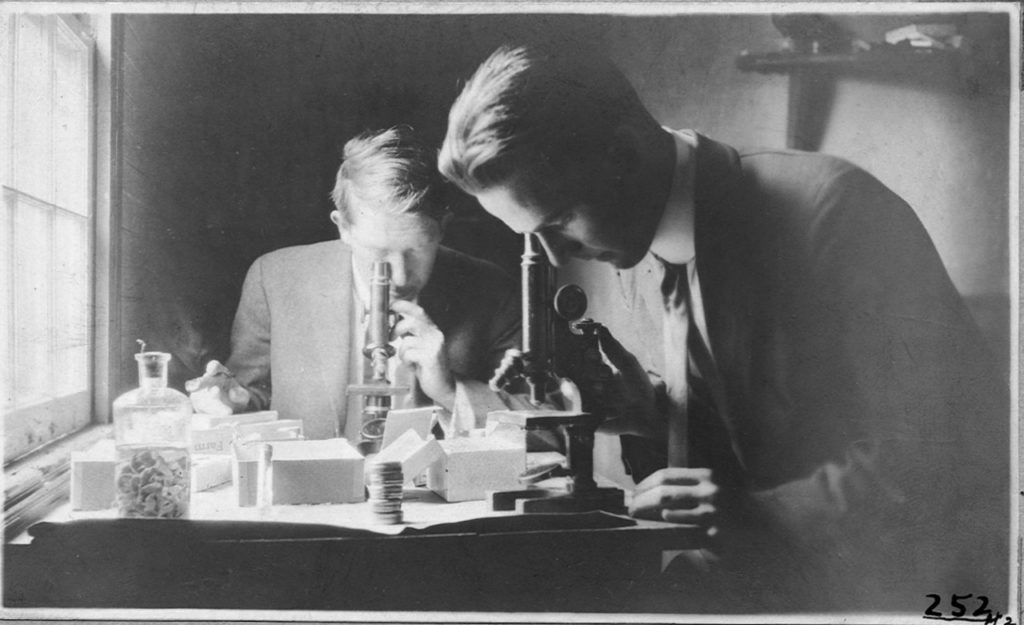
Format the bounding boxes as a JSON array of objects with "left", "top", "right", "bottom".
[{"left": 1, "top": 2, "right": 1020, "bottom": 623}]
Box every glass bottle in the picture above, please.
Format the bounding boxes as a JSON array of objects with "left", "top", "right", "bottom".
[{"left": 113, "top": 349, "right": 192, "bottom": 518}]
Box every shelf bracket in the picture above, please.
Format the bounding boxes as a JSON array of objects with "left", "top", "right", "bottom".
[{"left": 785, "top": 68, "right": 836, "bottom": 151}]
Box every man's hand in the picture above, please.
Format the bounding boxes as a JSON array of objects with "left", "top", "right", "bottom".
[
  {"left": 392, "top": 300, "right": 456, "bottom": 410},
  {"left": 630, "top": 467, "right": 720, "bottom": 533},
  {"left": 185, "top": 360, "right": 251, "bottom": 415},
  {"left": 594, "top": 326, "right": 667, "bottom": 440}
]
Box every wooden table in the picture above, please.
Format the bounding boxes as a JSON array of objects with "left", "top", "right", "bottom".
[{"left": 5, "top": 481, "right": 707, "bottom": 613}]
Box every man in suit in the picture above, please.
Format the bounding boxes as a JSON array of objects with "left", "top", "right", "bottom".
[
  {"left": 188, "top": 127, "right": 520, "bottom": 442},
  {"left": 437, "top": 44, "right": 1009, "bottom": 611}
]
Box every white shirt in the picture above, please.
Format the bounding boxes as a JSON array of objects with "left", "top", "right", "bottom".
[{"left": 649, "top": 128, "right": 714, "bottom": 358}]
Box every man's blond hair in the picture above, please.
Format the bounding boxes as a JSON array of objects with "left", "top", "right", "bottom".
[{"left": 332, "top": 126, "right": 447, "bottom": 225}]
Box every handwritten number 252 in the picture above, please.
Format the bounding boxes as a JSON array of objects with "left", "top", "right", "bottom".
[{"left": 925, "top": 594, "right": 991, "bottom": 618}]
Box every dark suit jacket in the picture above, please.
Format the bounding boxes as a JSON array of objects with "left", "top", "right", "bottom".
[
  {"left": 626, "top": 134, "right": 1010, "bottom": 610},
  {"left": 225, "top": 241, "right": 520, "bottom": 440}
]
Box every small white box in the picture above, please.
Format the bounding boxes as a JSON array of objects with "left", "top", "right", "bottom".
[
  {"left": 233, "top": 438, "right": 365, "bottom": 506},
  {"left": 382, "top": 406, "right": 439, "bottom": 448},
  {"left": 193, "top": 418, "right": 303, "bottom": 455},
  {"left": 191, "top": 455, "right": 232, "bottom": 492},
  {"left": 426, "top": 435, "right": 525, "bottom": 502},
  {"left": 375, "top": 429, "right": 444, "bottom": 484},
  {"left": 193, "top": 410, "right": 278, "bottom": 430},
  {"left": 234, "top": 419, "right": 304, "bottom": 444},
  {"left": 191, "top": 427, "right": 235, "bottom": 455},
  {"left": 70, "top": 439, "right": 116, "bottom": 511}
]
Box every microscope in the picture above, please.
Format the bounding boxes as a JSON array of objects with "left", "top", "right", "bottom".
[
  {"left": 347, "top": 260, "right": 409, "bottom": 456},
  {"left": 487, "top": 234, "right": 625, "bottom": 514}
]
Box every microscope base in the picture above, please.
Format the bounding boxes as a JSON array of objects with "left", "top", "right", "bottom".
[{"left": 489, "top": 486, "right": 626, "bottom": 515}]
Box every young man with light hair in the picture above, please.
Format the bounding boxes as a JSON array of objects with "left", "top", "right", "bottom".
[
  {"left": 439, "top": 44, "right": 1009, "bottom": 611},
  {"left": 189, "top": 126, "right": 521, "bottom": 441}
]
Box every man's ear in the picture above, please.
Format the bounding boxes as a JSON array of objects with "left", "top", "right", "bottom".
[{"left": 331, "top": 210, "right": 352, "bottom": 244}]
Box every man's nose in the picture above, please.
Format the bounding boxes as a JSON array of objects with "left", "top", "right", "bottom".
[{"left": 536, "top": 232, "right": 581, "bottom": 268}]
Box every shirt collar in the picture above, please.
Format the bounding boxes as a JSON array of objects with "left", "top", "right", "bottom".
[{"left": 649, "top": 128, "right": 698, "bottom": 266}]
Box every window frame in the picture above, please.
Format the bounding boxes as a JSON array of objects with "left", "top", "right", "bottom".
[
  {"left": 3, "top": 12, "right": 118, "bottom": 542},
  {"left": 2, "top": 13, "right": 101, "bottom": 464}
]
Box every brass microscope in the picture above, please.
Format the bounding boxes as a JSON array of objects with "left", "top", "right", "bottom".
[
  {"left": 488, "top": 234, "right": 625, "bottom": 514},
  {"left": 347, "top": 260, "right": 409, "bottom": 456}
]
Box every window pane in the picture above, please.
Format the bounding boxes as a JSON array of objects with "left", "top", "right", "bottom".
[
  {"left": 1, "top": 15, "right": 11, "bottom": 187},
  {"left": 12, "top": 15, "right": 51, "bottom": 202},
  {"left": 53, "top": 210, "right": 89, "bottom": 396},
  {"left": 53, "top": 19, "right": 89, "bottom": 215},
  {"left": 12, "top": 193, "right": 52, "bottom": 405},
  {"left": 3, "top": 14, "right": 93, "bottom": 461},
  {"left": 1, "top": 196, "right": 12, "bottom": 410}
]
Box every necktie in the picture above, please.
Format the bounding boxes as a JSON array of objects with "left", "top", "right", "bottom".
[{"left": 660, "top": 261, "right": 742, "bottom": 480}]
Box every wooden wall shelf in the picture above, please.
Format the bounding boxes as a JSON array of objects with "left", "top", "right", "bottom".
[
  {"left": 735, "top": 46, "right": 966, "bottom": 77},
  {"left": 735, "top": 44, "right": 998, "bottom": 151}
]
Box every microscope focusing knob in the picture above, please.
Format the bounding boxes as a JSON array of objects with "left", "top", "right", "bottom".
[{"left": 553, "top": 284, "right": 588, "bottom": 321}]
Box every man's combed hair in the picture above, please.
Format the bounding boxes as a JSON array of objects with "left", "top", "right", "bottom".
[
  {"left": 331, "top": 126, "right": 448, "bottom": 224},
  {"left": 439, "top": 43, "right": 652, "bottom": 197}
]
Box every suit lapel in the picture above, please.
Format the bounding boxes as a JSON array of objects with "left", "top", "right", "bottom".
[
  {"left": 692, "top": 133, "right": 753, "bottom": 470},
  {"left": 311, "top": 242, "right": 354, "bottom": 436}
]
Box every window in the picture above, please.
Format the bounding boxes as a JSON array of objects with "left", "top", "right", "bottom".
[{"left": 2, "top": 14, "right": 95, "bottom": 463}]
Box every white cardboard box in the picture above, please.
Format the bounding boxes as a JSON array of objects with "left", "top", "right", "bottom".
[
  {"left": 234, "top": 419, "right": 304, "bottom": 444},
  {"left": 233, "top": 438, "right": 365, "bottom": 506},
  {"left": 382, "top": 406, "right": 439, "bottom": 448},
  {"left": 426, "top": 435, "right": 525, "bottom": 502},
  {"left": 192, "top": 418, "right": 304, "bottom": 455},
  {"left": 191, "top": 426, "right": 235, "bottom": 456},
  {"left": 374, "top": 429, "right": 444, "bottom": 484},
  {"left": 70, "top": 439, "right": 116, "bottom": 510},
  {"left": 193, "top": 410, "right": 278, "bottom": 431}
]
